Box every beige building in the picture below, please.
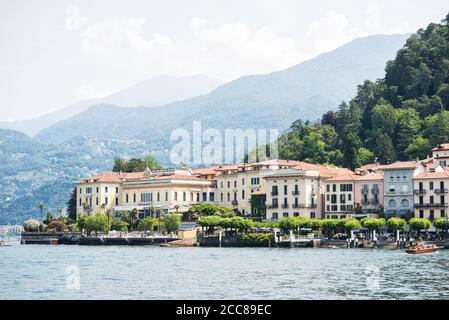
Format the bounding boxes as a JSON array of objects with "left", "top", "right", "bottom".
[
  {"left": 264, "top": 168, "right": 320, "bottom": 220},
  {"left": 323, "top": 172, "right": 359, "bottom": 219},
  {"left": 76, "top": 168, "right": 214, "bottom": 218},
  {"left": 413, "top": 165, "right": 449, "bottom": 220},
  {"left": 432, "top": 143, "right": 449, "bottom": 167}
]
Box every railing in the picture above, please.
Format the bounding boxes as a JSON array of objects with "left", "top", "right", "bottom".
[
  {"left": 271, "top": 191, "right": 279, "bottom": 196},
  {"left": 231, "top": 200, "right": 239, "bottom": 206},
  {"left": 414, "top": 189, "right": 427, "bottom": 195},
  {"left": 281, "top": 204, "right": 289, "bottom": 209},
  {"left": 292, "top": 190, "right": 299, "bottom": 195},
  {"left": 414, "top": 203, "right": 448, "bottom": 208},
  {"left": 371, "top": 187, "right": 379, "bottom": 194},
  {"left": 361, "top": 189, "right": 369, "bottom": 195},
  {"left": 268, "top": 204, "right": 279, "bottom": 209},
  {"left": 434, "top": 189, "right": 448, "bottom": 194}
]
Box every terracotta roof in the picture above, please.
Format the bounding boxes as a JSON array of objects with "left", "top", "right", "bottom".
[
  {"left": 414, "top": 170, "right": 449, "bottom": 179},
  {"left": 324, "top": 172, "right": 360, "bottom": 182},
  {"left": 378, "top": 161, "right": 422, "bottom": 170},
  {"left": 432, "top": 143, "right": 449, "bottom": 151},
  {"left": 356, "top": 172, "right": 383, "bottom": 181},
  {"left": 357, "top": 163, "right": 381, "bottom": 172}
]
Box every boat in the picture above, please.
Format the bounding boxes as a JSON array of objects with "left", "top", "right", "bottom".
[{"left": 405, "top": 244, "right": 438, "bottom": 254}]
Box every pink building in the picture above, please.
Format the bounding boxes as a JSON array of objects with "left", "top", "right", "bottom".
[{"left": 354, "top": 172, "right": 384, "bottom": 218}]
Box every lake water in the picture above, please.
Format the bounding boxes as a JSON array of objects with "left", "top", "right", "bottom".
[{"left": 1, "top": 244, "right": 449, "bottom": 300}]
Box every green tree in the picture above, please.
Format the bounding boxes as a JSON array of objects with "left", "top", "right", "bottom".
[
  {"left": 386, "top": 218, "right": 406, "bottom": 232},
  {"left": 112, "top": 157, "right": 127, "bottom": 172},
  {"left": 138, "top": 217, "right": 155, "bottom": 234},
  {"left": 395, "top": 108, "right": 421, "bottom": 160},
  {"left": 66, "top": 188, "right": 77, "bottom": 222},
  {"left": 163, "top": 214, "right": 181, "bottom": 234},
  {"left": 142, "top": 155, "right": 162, "bottom": 170},
  {"left": 111, "top": 219, "right": 128, "bottom": 232},
  {"left": 44, "top": 212, "right": 53, "bottom": 225},
  {"left": 404, "top": 136, "right": 431, "bottom": 160},
  {"left": 409, "top": 218, "right": 432, "bottom": 232}
]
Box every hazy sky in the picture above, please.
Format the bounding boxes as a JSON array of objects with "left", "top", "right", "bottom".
[{"left": 0, "top": 0, "right": 448, "bottom": 121}]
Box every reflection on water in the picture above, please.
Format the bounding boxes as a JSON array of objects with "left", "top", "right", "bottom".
[{"left": 1, "top": 245, "right": 448, "bottom": 300}]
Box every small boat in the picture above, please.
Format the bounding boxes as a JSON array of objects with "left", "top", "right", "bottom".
[{"left": 405, "top": 244, "right": 438, "bottom": 254}]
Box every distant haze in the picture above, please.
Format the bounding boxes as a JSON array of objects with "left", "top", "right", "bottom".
[{"left": 0, "top": 0, "right": 448, "bottom": 121}]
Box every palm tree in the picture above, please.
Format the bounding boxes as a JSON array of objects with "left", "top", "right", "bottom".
[
  {"left": 153, "top": 208, "right": 164, "bottom": 234},
  {"left": 130, "top": 208, "right": 139, "bottom": 231},
  {"left": 58, "top": 208, "right": 64, "bottom": 218},
  {"left": 105, "top": 208, "right": 113, "bottom": 232},
  {"left": 39, "top": 202, "right": 45, "bottom": 221}
]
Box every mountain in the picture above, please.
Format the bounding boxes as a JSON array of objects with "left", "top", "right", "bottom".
[
  {"left": 36, "top": 34, "right": 409, "bottom": 148},
  {"left": 0, "top": 74, "right": 223, "bottom": 137}
]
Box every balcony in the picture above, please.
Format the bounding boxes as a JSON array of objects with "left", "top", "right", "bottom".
[
  {"left": 292, "top": 190, "right": 299, "bottom": 196},
  {"left": 435, "top": 189, "right": 448, "bottom": 194},
  {"left": 414, "top": 189, "right": 427, "bottom": 195},
  {"left": 371, "top": 187, "right": 379, "bottom": 194},
  {"left": 281, "top": 204, "right": 289, "bottom": 209},
  {"left": 271, "top": 191, "right": 279, "bottom": 196},
  {"left": 414, "top": 203, "right": 448, "bottom": 208},
  {"left": 268, "top": 204, "right": 279, "bottom": 209},
  {"left": 361, "top": 188, "right": 369, "bottom": 195},
  {"left": 231, "top": 200, "right": 239, "bottom": 206}
]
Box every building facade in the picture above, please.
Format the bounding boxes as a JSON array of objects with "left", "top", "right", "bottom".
[
  {"left": 323, "top": 173, "right": 358, "bottom": 219},
  {"left": 380, "top": 161, "right": 425, "bottom": 218},
  {"left": 264, "top": 168, "right": 321, "bottom": 220},
  {"left": 354, "top": 172, "right": 384, "bottom": 219},
  {"left": 413, "top": 166, "right": 449, "bottom": 220}
]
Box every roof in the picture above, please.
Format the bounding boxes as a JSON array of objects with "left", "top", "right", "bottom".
[
  {"left": 357, "top": 163, "right": 381, "bottom": 172},
  {"left": 414, "top": 168, "right": 449, "bottom": 180},
  {"left": 378, "top": 161, "right": 422, "bottom": 170},
  {"left": 324, "top": 172, "right": 360, "bottom": 182},
  {"left": 432, "top": 143, "right": 449, "bottom": 152},
  {"left": 356, "top": 172, "right": 383, "bottom": 181}
]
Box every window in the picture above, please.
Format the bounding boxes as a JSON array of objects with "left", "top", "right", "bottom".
[
  {"left": 203, "top": 192, "right": 207, "bottom": 202},
  {"left": 209, "top": 192, "right": 215, "bottom": 202},
  {"left": 388, "top": 199, "right": 396, "bottom": 208},
  {"left": 105, "top": 197, "right": 108, "bottom": 205},
  {"left": 294, "top": 212, "right": 299, "bottom": 217},
  {"left": 165, "top": 192, "right": 168, "bottom": 201},
  {"left": 79, "top": 187, "right": 82, "bottom": 194},
  {"left": 234, "top": 181, "right": 237, "bottom": 188},
  {"left": 96, "top": 197, "right": 99, "bottom": 205},
  {"left": 284, "top": 185, "right": 288, "bottom": 195},
  {"left": 116, "top": 187, "right": 119, "bottom": 193},
  {"left": 272, "top": 213, "right": 278, "bottom": 219},
  {"left": 310, "top": 212, "right": 316, "bottom": 219},
  {"left": 331, "top": 195, "right": 337, "bottom": 204},
  {"left": 174, "top": 192, "right": 178, "bottom": 201},
  {"left": 133, "top": 194, "right": 136, "bottom": 203},
  {"left": 326, "top": 185, "right": 330, "bottom": 192},
  {"left": 220, "top": 193, "right": 224, "bottom": 202},
  {"left": 105, "top": 187, "right": 108, "bottom": 193},
  {"left": 183, "top": 192, "right": 186, "bottom": 202},
  {"left": 326, "top": 205, "right": 330, "bottom": 212},
  {"left": 157, "top": 192, "right": 160, "bottom": 202},
  {"left": 441, "top": 210, "right": 445, "bottom": 218},
  {"left": 115, "top": 197, "right": 118, "bottom": 205},
  {"left": 227, "top": 193, "right": 230, "bottom": 202},
  {"left": 326, "top": 195, "right": 330, "bottom": 201},
  {"left": 234, "top": 192, "right": 237, "bottom": 201},
  {"left": 96, "top": 186, "right": 99, "bottom": 193},
  {"left": 340, "top": 194, "right": 346, "bottom": 204},
  {"left": 126, "top": 194, "right": 129, "bottom": 203},
  {"left": 242, "top": 190, "right": 245, "bottom": 200},
  {"left": 283, "top": 212, "right": 289, "bottom": 218},
  {"left": 227, "top": 181, "right": 230, "bottom": 188},
  {"left": 419, "top": 210, "right": 424, "bottom": 218},
  {"left": 79, "top": 198, "right": 82, "bottom": 206},
  {"left": 332, "top": 184, "right": 336, "bottom": 192},
  {"left": 430, "top": 182, "right": 434, "bottom": 190},
  {"left": 430, "top": 196, "right": 434, "bottom": 204},
  {"left": 86, "top": 187, "right": 92, "bottom": 194},
  {"left": 242, "top": 178, "right": 245, "bottom": 186},
  {"left": 348, "top": 194, "right": 352, "bottom": 201},
  {"left": 401, "top": 199, "right": 409, "bottom": 208},
  {"left": 430, "top": 210, "right": 435, "bottom": 220},
  {"left": 220, "top": 181, "right": 223, "bottom": 188}
]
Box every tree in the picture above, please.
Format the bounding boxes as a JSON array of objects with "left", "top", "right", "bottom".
[
  {"left": 386, "top": 218, "right": 406, "bottom": 232},
  {"left": 409, "top": 218, "right": 432, "bottom": 233},
  {"left": 23, "top": 219, "right": 43, "bottom": 232},
  {"left": 44, "top": 212, "right": 53, "bottom": 225},
  {"left": 129, "top": 208, "right": 139, "bottom": 231},
  {"left": 356, "top": 147, "right": 375, "bottom": 167},
  {"left": 38, "top": 202, "right": 45, "bottom": 220},
  {"left": 105, "top": 208, "right": 114, "bottom": 231},
  {"left": 197, "top": 216, "right": 222, "bottom": 234},
  {"left": 342, "top": 219, "right": 361, "bottom": 233},
  {"left": 375, "top": 131, "right": 396, "bottom": 164},
  {"left": 163, "top": 214, "right": 181, "bottom": 234},
  {"left": 404, "top": 136, "right": 431, "bottom": 160},
  {"left": 111, "top": 219, "right": 128, "bottom": 232},
  {"left": 112, "top": 157, "right": 127, "bottom": 172},
  {"left": 361, "top": 218, "right": 386, "bottom": 239},
  {"left": 138, "top": 217, "right": 155, "bottom": 234},
  {"left": 142, "top": 155, "right": 162, "bottom": 170},
  {"left": 66, "top": 188, "right": 77, "bottom": 222},
  {"left": 395, "top": 108, "right": 421, "bottom": 160},
  {"left": 77, "top": 214, "right": 109, "bottom": 235}
]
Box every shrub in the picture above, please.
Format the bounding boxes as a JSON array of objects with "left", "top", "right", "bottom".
[
  {"left": 111, "top": 219, "right": 128, "bottom": 232},
  {"left": 239, "top": 233, "right": 274, "bottom": 247},
  {"left": 163, "top": 214, "right": 181, "bottom": 234},
  {"left": 46, "top": 220, "right": 67, "bottom": 232},
  {"left": 137, "top": 217, "right": 155, "bottom": 232}
]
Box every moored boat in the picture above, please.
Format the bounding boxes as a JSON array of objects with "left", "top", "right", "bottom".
[{"left": 405, "top": 244, "right": 438, "bottom": 254}]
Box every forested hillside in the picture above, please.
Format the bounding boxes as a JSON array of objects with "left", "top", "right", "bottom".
[{"left": 279, "top": 13, "right": 449, "bottom": 169}]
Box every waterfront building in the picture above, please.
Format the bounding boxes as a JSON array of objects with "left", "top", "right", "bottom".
[
  {"left": 379, "top": 161, "right": 426, "bottom": 218},
  {"left": 323, "top": 172, "right": 358, "bottom": 219},
  {"left": 353, "top": 171, "right": 384, "bottom": 219},
  {"left": 264, "top": 168, "right": 321, "bottom": 220},
  {"left": 413, "top": 165, "right": 449, "bottom": 220},
  {"left": 76, "top": 168, "right": 214, "bottom": 218},
  {"left": 432, "top": 143, "right": 449, "bottom": 167}
]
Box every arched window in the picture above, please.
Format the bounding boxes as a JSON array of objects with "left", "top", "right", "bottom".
[
  {"left": 388, "top": 199, "right": 396, "bottom": 208},
  {"left": 401, "top": 199, "right": 409, "bottom": 208}
]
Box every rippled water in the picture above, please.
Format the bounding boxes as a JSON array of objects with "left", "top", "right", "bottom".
[{"left": 1, "top": 244, "right": 448, "bottom": 300}]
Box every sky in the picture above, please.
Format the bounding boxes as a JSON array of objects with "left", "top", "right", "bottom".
[{"left": 0, "top": 0, "right": 448, "bottom": 121}]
